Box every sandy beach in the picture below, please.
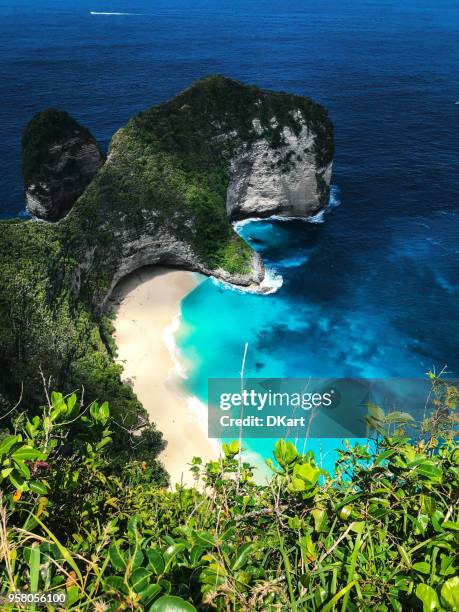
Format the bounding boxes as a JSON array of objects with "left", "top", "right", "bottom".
[{"left": 112, "top": 267, "right": 218, "bottom": 486}]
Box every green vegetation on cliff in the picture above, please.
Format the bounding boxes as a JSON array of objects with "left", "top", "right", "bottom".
[
  {"left": 0, "top": 218, "right": 167, "bottom": 479},
  {"left": 65, "top": 75, "right": 333, "bottom": 286},
  {"left": 0, "top": 376, "right": 457, "bottom": 610},
  {"left": 22, "top": 109, "right": 105, "bottom": 221},
  {"left": 22, "top": 109, "right": 85, "bottom": 187}
]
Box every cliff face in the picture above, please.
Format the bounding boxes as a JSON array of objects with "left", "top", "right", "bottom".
[
  {"left": 227, "top": 114, "right": 332, "bottom": 219},
  {"left": 22, "top": 109, "right": 104, "bottom": 221},
  {"left": 59, "top": 76, "right": 333, "bottom": 303}
]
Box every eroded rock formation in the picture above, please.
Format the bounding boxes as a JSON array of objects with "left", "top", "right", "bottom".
[{"left": 22, "top": 109, "right": 104, "bottom": 221}]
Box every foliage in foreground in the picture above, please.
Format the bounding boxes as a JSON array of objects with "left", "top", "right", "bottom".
[{"left": 0, "top": 376, "right": 457, "bottom": 611}]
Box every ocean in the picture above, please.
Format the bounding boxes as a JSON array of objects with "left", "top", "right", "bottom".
[{"left": 1, "top": 0, "right": 458, "bottom": 471}]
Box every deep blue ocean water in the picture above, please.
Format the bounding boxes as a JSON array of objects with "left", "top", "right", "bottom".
[{"left": 2, "top": 0, "right": 458, "bottom": 471}]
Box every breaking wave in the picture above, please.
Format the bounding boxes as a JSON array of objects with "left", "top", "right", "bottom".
[
  {"left": 232, "top": 184, "right": 341, "bottom": 228},
  {"left": 210, "top": 265, "right": 283, "bottom": 295}
]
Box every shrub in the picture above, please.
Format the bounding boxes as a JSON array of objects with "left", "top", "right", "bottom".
[{"left": 0, "top": 377, "right": 457, "bottom": 610}]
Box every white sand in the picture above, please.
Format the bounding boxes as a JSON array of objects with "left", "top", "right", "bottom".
[{"left": 112, "top": 267, "right": 218, "bottom": 486}]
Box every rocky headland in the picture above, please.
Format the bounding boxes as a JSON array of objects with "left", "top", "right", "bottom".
[{"left": 0, "top": 75, "right": 333, "bottom": 416}]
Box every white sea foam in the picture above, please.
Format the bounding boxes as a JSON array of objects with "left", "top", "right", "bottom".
[
  {"left": 184, "top": 396, "right": 221, "bottom": 455},
  {"left": 259, "top": 267, "right": 283, "bottom": 293},
  {"left": 210, "top": 265, "right": 283, "bottom": 295},
  {"left": 306, "top": 209, "right": 326, "bottom": 224},
  {"left": 162, "top": 312, "right": 221, "bottom": 455},
  {"left": 233, "top": 184, "right": 342, "bottom": 229},
  {"left": 162, "top": 312, "right": 188, "bottom": 379}
]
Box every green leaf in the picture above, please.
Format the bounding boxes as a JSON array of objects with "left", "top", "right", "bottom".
[
  {"left": 231, "top": 542, "right": 256, "bottom": 571},
  {"left": 288, "top": 476, "right": 306, "bottom": 492},
  {"left": 397, "top": 544, "right": 412, "bottom": 568},
  {"left": 140, "top": 583, "right": 161, "bottom": 604},
  {"left": 28, "top": 542, "right": 40, "bottom": 595},
  {"left": 439, "top": 554, "right": 455, "bottom": 577},
  {"left": 149, "top": 595, "right": 197, "bottom": 611},
  {"left": 440, "top": 576, "right": 459, "bottom": 611},
  {"left": 51, "top": 391, "right": 63, "bottom": 406},
  {"left": 311, "top": 507, "right": 328, "bottom": 533},
  {"left": 9, "top": 472, "right": 26, "bottom": 491},
  {"left": 194, "top": 531, "right": 216, "bottom": 548},
  {"left": 421, "top": 495, "right": 437, "bottom": 517},
  {"left": 385, "top": 411, "right": 414, "bottom": 424},
  {"left": 413, "top": 562, "right": 431, "bottom": 575},
  {"left": 99, "top": 401, "right": 109, "bottom": 424},
  {"left": 105, "top": 575, "right": 128, "bottom": 595},
  {"left": 109, "top": 540, "right": 127, "bottom": 571},
  {"left": 13, "top": 459, "right": 30, "bottom": 479},
  {"left": 158, "top": 578, "right": 172, "bottom": 594},
  {"left": 321, "top": 581, "right": 356, "bottom": 612},
  {"left": 220, "top": 526, "right": 236, "bottom": 541},
  {"left": 441, "top": 521, "right": 459, "bottom": 531},
  {"left": 288, "top": 516, "right": 301, "bottom": 530},
  {"left": 189, "top": 545, "right": 204, "bottom": 567},
  {"left": 127, "top": 515, "right": 141, "bottom": 539},
  {"left": 130, "top": 541, "right": 144, "bottom": 570},
  {"left": 350, "top": 521, "right": 365, "bottom": 534},
  {"left": 299, "top": 534, "right": 317, "bottom": 561},
  {"left": 65, "top": 585, "right": 80, "bottom": 608},
  {"left": 273, "top": 439, "right": 299, "bottom": 469},
  {"left": 11, "top": 446, "right": 46, "bottom": 462},
  {"left": 0, "top": 435, "right": 20, "bottom": 457},
  {"left": 130, "top": 567, "right": 152, "bottom": 593},
  {"left": 415, "top": 462, "right": 442, "bottom": 482},
  {"left": 416, "top": 583, "right": 440, "bottom": 611},
  {"left": 222, "top": 441, "right": 240, "bottom": 456},
  {"left": 148, "top": 549, "right": 165, "bottom": 575},
  {"left": 29, "top": 481, "right": 48, "bottom": 495},
  {"left": 367, "top": 403, "right": 385, "bottom": 421},
  {"left": 293, "top": 461, "right": 320, "bottom": 485},
  {"left": 164, "top": 543, "right": 186, "bottom": 572},
  {"left": 67, "top": 393, "right": 77, "bottom": 414},
  {"left": 375, "top": 448, "right": 397, "bottom": 464}
]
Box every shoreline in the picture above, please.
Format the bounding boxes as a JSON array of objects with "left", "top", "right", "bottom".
[{"left": 112, "top": 266, "right": 219, "bottom": 486}]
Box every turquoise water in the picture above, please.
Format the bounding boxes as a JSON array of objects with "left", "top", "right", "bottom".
[
  {"left": 175, "top": 189, "right": 418, "bottom": 475},
  {"left": 176, "top": 172, "right": 457, "bottom": 474}
]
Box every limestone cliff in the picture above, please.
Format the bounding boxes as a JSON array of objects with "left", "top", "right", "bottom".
[
  {"left": 59, "top": 76, "right": 334, "bottom": 303},
  {"left": 22, "top": 109, "right": 104, "bottom": 221},
  {"left": 227, "top": 113, "right": 332, "bottom": 219}
]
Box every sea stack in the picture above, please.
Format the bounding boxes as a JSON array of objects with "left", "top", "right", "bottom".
[{"left": 22, "top": 109, "right": 104, "bottom": 221}]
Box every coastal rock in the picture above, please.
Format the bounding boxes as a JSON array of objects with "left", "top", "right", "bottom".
[
  {"left": 227, "top": 119, "right": 333, "bottom": 219},
  {"left": 99, "top": 229, "right": 265, "bottom": 309},
  {"left": 63, "top": 76, "right": 333, "bottom": 303},
  {"left": 22, "top": 109, "right": 104, "bottom": 221}
]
